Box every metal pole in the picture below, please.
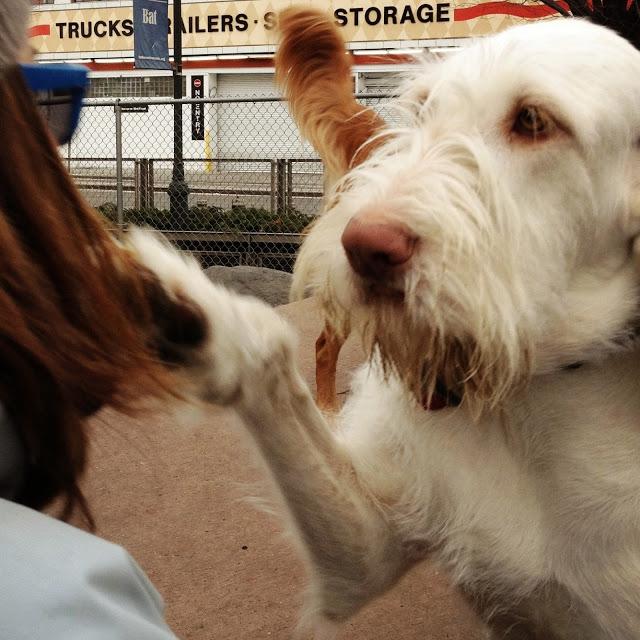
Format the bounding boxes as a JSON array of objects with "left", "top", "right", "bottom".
[
  {"left": 276, "top": 159, "right": 286, "bottom": 215},
  {"left": 270, "top": 159, "right": 276, "bottom": 215},
  {"left": 168, "top": 0, "right": 189, "bottom": 221},
  {"left": 114, "top": 99, "right": 124, "bottom": 236},
  {"left": 286, "top": 159, "right": 293, "bottom": 213},
  {"left": 134, "top": 159, "right": 141, "bottom": 210},
  {"left": 148, "top": 159, "right": 155, "bottom": 209}
]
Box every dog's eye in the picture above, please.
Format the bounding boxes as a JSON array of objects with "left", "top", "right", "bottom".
[{"left": 512, "top": 106, "right": 555, "bottom": 140}]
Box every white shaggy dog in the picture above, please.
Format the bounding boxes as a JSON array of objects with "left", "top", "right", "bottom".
[{"left": 131, "top": 17, "right": 640, "bottom": 640}]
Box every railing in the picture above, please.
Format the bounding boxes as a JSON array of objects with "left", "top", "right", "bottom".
[
  {"left": 61, "top": 94, "right": 391, "bottom": 270},
  {"left": 65, "top": 157, "right": 324, "bottom": 214}
]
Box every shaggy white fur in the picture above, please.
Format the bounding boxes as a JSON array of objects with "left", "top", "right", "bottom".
[{"left": 132, "top": 18, "right": 640, "bottom": 640}]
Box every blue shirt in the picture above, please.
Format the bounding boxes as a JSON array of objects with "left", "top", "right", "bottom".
[{"left": 0, "top": 498, "right": 178, "bottom": 638}]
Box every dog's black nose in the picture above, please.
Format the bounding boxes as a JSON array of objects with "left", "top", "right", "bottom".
[{"left": 341, "top": 217, "right": 416, "bottom": 279}]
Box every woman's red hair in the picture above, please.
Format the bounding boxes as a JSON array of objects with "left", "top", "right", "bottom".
[{"left": 0, "top": 67, "right": 178, "bottom": 527}]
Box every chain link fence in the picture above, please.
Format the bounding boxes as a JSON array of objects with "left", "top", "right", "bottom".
[{"left": 64, "top": 94, "right": 390, "bottom": 271}]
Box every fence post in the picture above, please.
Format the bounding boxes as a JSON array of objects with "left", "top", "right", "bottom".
[
  {"left": 134, "top": 159, "right": 155, "bottom": 210},
  {"left": 146, "top": 159, "right": 155, "bottom": 210},
  {"left": 134, "top": 159, "right": 141, "bottom": 210},
  {"left": 114, "top": 99, "right": 124, "bottom": 236},
  {"left": 270, "top": 159, "right": 276, "bottom": 215},
  {"left": 276, "top": 159, "right": 286, "bottom": 215},
  {"left": 286, "top": 159, "right": 293, "bottom": 214}
]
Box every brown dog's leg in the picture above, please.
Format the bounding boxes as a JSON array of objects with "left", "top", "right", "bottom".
[
  {"left": 315, "top": 324, "right": 344, "bottom": 412},
  {"left": 276, "top": 9, "right": 386, "bottom": 413}
]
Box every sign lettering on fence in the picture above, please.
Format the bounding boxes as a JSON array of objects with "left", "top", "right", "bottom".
[
  {"left": 133, "top": 0, "right": 171, "bottom": 70},
  {"left": 191, "top": 75, "right": 205, "bottom": 141},
  {"left": 121, "top": 105, "right": 150, "bottom": 112}
]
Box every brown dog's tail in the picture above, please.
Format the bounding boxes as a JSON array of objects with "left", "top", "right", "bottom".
[{"left": 275, "top": 8, "right": 386, "bottom": 183}]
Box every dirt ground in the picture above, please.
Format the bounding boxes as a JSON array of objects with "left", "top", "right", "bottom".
[{"left": 77, "top": 297, "right": 487, "bottom": 639}]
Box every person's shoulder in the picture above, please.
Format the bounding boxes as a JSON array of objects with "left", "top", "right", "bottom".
[
  {"left": 0, "top": 496, "right": 117, "bottom": 558},
  {"left": 0, "top": 498, "right": 177, "bottom": 639}
]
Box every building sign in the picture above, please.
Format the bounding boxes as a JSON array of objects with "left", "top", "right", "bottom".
[
  {"left": 134, "top": 0, "right": 171, "bottom": 70},
  {"left": 191, "top": 75, "right": 205, "bottom": 140},
  {"left": 121, "top": 104, "right": 150, "bottom": 112},
  {"left": 29, "top": 1, "right": 563, "bottom": 56}
]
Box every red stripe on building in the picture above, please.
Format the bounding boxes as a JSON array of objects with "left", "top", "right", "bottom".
[
  {"left": 455, "top": 1, "right": 568, "bottom": 21},
  {"left": 29, "top": 24, "right": 51, "bottom": 38}
]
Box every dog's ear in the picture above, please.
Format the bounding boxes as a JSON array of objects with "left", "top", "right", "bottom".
[{"left": 274, "top": 8, "right": 387, "bottom": 185}]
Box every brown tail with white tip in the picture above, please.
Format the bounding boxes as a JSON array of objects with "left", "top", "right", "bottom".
[
  {"left": 275, "top": 7, "right": 386, "bottom": 185},
  {"left": 276, "top": 8, "right": 388, "bottom": 412}
]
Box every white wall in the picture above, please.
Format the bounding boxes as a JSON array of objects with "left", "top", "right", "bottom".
[{"left": 70, "top": 70, "right": 314, "bottom": 162}]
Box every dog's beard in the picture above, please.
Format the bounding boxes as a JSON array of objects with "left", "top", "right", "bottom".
[{"left": 323, "top": 283, "right": 532, "bottom": 417}]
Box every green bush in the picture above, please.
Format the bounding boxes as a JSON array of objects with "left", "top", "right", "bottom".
[{"left": 96, "top": 203, "right": 312, "bottom": 234}]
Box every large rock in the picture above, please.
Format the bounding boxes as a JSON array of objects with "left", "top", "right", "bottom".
[{"left": 204, "top": 265, "right": 292, "bottom": 306}]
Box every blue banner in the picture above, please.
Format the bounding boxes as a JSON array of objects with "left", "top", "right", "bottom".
[{"left": 133, "top": 0, "right": 171, "bottom": 70}]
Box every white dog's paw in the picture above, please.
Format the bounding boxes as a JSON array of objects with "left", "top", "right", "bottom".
[
  {"left": 127, "top": 228, "right": 297, "bottom": 405},
  {"left": 198, "top": 287, "right": 298, "bottom": 405}
]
